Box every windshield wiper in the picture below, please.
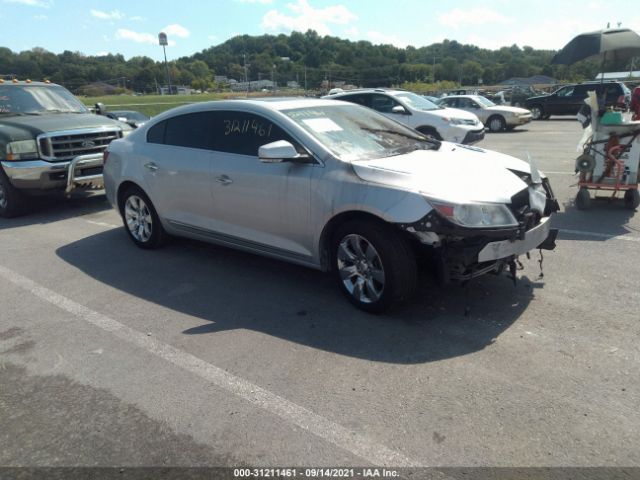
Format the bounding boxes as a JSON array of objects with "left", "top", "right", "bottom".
[{"left": 360, "top": 127, "right": 441, "bottom": 149}]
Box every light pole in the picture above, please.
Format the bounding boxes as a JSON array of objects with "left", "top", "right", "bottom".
[{"left": 158, "top": 32, "right": 172, "bottom": 95}]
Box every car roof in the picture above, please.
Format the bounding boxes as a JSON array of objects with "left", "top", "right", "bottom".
[
  {"left": 149, "top": 97, "right": 355, "bottom": 121},
  {"left": 0, "top": 80, "right": 60, "bottom": 87}
]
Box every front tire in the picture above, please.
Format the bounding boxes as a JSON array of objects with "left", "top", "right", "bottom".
[
  {"left": 487, "top": 115, "right": 506, "bottom": 132},
  {"left": 530, "top": 105, "right": 544, "bottom": 120},
  {"left": 0, "top": 168, "right": 28, "bottom": 218},
  {"left": 576, "top": 188, "right": 591, "bottom": 210},
  {"left": 331, "top": 220, "right": 417, "bottom": 313},
  {"left": 120, "top": 186, "right": 166, "bottom": 249},
  {"left": 416, "top": 126, "right": 442, "bottom": 141}
]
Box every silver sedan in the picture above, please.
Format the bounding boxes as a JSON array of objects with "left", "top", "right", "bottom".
[
  {"left": 438, "top": 95, "right": 533, "bottom": 132},
  {"left": 104, "top": 98, "right": 558, "bottom": 312}
]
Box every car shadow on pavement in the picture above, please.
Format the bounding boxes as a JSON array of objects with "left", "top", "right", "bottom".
[
  {"left": 552, "top": 198, "right": 638, "bottom": 242},
  {"left": 56, "top": 229, "right": 541, "bottom": 364},
  {"left": 0, "top": 191, "right": 111, "bottom": 231}
]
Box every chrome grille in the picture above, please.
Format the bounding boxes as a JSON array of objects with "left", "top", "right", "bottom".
[{"left": 38, "top": 128, "right": 121, "bottom": 161}]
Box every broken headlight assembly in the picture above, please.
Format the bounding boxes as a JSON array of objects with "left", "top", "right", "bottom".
[{"left": 429, "top": 201, "right": 518, "bottom": 229}]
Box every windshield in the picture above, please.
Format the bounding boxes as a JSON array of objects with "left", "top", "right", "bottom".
[
  {"left": 395, "top": 92, "right": 441, "bottom": 111},
  {"left": 282, "top": 104, "right": 438, "bottom": 162},
  {"left": 0, "top": 85, "right": 88, "bottom": 115},
  {"left": 474, "top": 96, "right": 496, "bottom": 107}
]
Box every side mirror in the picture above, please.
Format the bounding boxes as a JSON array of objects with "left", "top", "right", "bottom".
[
  {"left": 259, "top": 140, "right": 311, "bottom": 164},
  {"left": 391, "top": 105, "right": 408, "bottom": 115}
]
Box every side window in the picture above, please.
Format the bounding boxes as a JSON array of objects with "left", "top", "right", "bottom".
[
  {"left": 210, "top": 111, "right": 298, "bottom": 157},
  {"left": 146, "top": 120, "right": 166, "bottom": 144},
  {"left": 164, "top": 112, "right": 212, "bottom": 149},
  {"left": 573, "top": 85, "right": 588, "bottom": 97},
  {"left": 441, "top": 98, "right": 457, "bottom": 108},
  {"left": 458, "top": 98, "right": 474, "bottom": 109},
  {"left": 556, "top": 86, "right": 575, "bottom": 97},
  {"left": 340, "top": 94, "right": 370, "bottom": 107},
  {"left": 370, "top": 94, "right": 400, "bottom": 113}
]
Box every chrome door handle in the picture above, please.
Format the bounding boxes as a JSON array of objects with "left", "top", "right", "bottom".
[
  {"left": 144, "top": 162, "right": 158, "bottom": 172},
  {"left": 216, "top": 175, "right": 233, "bottom": 185}
]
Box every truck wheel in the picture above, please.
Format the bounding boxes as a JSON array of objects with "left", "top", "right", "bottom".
[
  {"left": 0, "top": 168, "right": 27, "bottom": 218},
  {"left": 530, "top": 105, "right": 544, "bottom": 120},
  {"left": 331, "top": 220, "right": 417, "bottom": 313},
  {"left": 487, "top": 115, "right": 506, "bottom": 132},
  {"left": 576, "top": 188, "right": 591, "bottom": 210},
  {"left": 624, "top": 189, "right": 640, "bottom": 210},
  {"left": 120, "top": 185, "right": 166, "bottom": 249}
]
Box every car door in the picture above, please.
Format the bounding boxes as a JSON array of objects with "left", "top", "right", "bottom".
[
  {"left": 545, "top": 85, "right": 575, "bottom": 115},
  {"left": 142, "top": 112, "right": 214, "bottom": 230},
  {"left": 456, "top": 97, "right": 487, "bottom": 123},
  {"left": 208, "top": 110, "right": 314, "bottom": 259}
]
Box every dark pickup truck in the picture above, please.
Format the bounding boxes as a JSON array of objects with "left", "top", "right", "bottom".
[{"left": 0, "top": 80, "right": 131, "bottom": 217}]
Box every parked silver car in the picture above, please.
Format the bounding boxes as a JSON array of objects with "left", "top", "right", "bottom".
[
  {"left": 104, "top": 98, "right": 559, "bottom": 312},
  {"left": 438, "top": 95, "right": 532, "bottom": 132}
]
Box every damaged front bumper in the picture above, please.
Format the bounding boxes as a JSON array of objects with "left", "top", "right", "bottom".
[{"left": 399, "top": 190, "right": 559, "bottom": 284}]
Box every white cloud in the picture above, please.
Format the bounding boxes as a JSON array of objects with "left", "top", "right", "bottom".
[
  {"left": 438, "top": 7, "right": 512, "bottom": 29},
  {"left": 208, "top": 34, "right": 218, "bottom": 41},
  {"left": 162, "top": 23, "right": 190, "bottom": 38},
  {"left": 261, "top": 0, "right": 357, "bottom": 36},
  {"left": 236, "top": 0, "right": 273, "bottom": 3},
  {"left": 90, "top": 9, "right": 125, "bottom": 20},
  {"left": 366, "top": 31, "right": 408, "bottom": 48},
  {"left": 3, "top": 0, "right": 52, "bottom": 7},
  {"left": 33, "top": 13, "right": 47, "bottom": 20},
  {"left": 129, "top": 15, "right": 145, "bottom": 21},
  {"left": 115, "top": 28, "right": 157, "bottom": 45},
  {"left": 96, "top": 51, "right": 110, "bottom": 56}
]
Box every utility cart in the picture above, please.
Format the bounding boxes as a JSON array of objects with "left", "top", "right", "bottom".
[{"left": 575, "top": 109, "right": 640, "bottom": 210}]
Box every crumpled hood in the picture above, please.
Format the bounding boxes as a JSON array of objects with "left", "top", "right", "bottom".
[{"left": 352, "top": 142, "right": 537, "bottom": 204}]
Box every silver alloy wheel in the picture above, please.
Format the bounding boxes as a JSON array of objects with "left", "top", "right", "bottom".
[
  {"left": 337, "top": 234, "right": 385, "bottom": 304},
  {"left": 124, "top": 195, "right": 153, "bottom": 243},
  {"left": 0, "top": 182, "right": 7, "bottom": 210}
]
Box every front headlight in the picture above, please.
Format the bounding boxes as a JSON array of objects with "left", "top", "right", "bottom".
[
  {"left": 443, "top": 117, "right": 467, "bottom": 126},
  {"left": 6, "top": 140, "right": 39, "bottom": 160},
  {"left": 430, "top": 201, "right": 518, "bottom": 228}
]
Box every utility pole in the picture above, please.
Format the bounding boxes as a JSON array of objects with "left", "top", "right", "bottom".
[
  {"left": 272, "top": 64, "right": 276, "bottom": 95},
  {"left": 243, "top": 53, "right": 249, "bottom": 97},
  {"left": 432, "top": 55, "right": 436, "bottom": 84},
  {"left": 158, "top": 32, "right": 172, "bottom": 95},
  {"left": 304, "top": 66, "right": 307, "bottom": 93}
]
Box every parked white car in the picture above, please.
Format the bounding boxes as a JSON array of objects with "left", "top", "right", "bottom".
[
  {"left": 323, "top": 89, "right": 485, "bottom": 144},
  {"left": 104, "top": 98, "right": 559, "bottom": 312},
  {"left": 438, "top": 95, "right": 533, "bottom": 132}
]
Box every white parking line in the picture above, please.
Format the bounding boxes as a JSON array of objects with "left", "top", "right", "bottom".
[
  {"left": 86, "top": 219, "right": 120, "bottom": 229},
  {"left": 0, "top": 264, "right": 420, "bottom": 468},
  {"left": 559, "top": 229, "right": 640, "bottom": 243}
]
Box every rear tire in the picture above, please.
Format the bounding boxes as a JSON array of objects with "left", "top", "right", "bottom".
[
  {"left": 0, "top": 168, "right": 28, "bottom": 218},
  {"left": 331, "top": 220, "right": 417, "bottom": 313},
  {"left": 119, "top": 185, "right": 166, "bottom": 249},
  {"left": 624, "top": 189, "right": 640, "bottom": 210}
]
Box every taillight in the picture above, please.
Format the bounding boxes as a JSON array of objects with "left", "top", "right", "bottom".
[
  {"left": 103, "top": 151, "right": 110, "bottom": 165},
  {"left": 618, "top": 94, "right": 625, "bottom": 106}
]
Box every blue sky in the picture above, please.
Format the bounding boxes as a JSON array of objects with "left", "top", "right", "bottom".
[{"left": 1, "top": 0, "right": 639, "bottom": 60}]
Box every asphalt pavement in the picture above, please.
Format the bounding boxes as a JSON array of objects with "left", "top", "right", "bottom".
[{"left": 1, "top": 119, "right": 639, "bottom": 472}]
